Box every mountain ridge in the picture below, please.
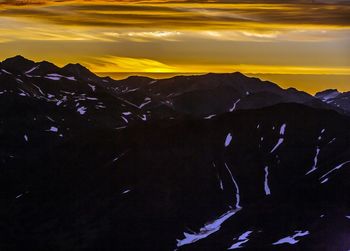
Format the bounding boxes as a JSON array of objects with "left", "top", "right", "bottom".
[
  {"left": 2, "top": 55, "right": 348, "bottom": 96},
  {"left": 2, "top": 55, "right": 349, "bottom": 118}
]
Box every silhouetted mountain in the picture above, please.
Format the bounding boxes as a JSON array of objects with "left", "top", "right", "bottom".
[
  {"left": 1, "top": 55, "right": 36, "bottom": 73},
  {"left": 1, "top": 56, "right": 350, "bottom": 250},
  {"left": 316, "top": 89, "right": 339, "bottom": 101},
  {"left": 105, "top": 72, "right": 344, "bottom": 118},
  {"left": 1, "top": 56, "right": 346, "bottom": 119},
  {"left": 62, "top": 63, "right": 99, "bottom": 81}
]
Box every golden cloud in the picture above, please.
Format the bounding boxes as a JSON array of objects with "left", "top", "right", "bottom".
[
  {"left": 0, "top": 1, "right": 349, "bottom": 30},
  {"left": 87, "top": 55, "right": 350, "bottom": 75},
  {"left": 87, "top": 56, "right": 178, "bottom": 72}
]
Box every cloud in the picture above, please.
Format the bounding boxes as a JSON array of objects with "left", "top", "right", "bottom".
[
  {"left": 0, "top": 1, "right": 349, "bottom": 30},
  {"left": 1, "top": 0, "right": 349, "bottom": 45},
  {"left": 103, "top": 31, "right": 182, "bottom": 42},
  {"left": 85, "top": 54, "right": 350, "bottom": 75},
  {"left": 87, "top": 55, "right": 178, "bottom": 72}
]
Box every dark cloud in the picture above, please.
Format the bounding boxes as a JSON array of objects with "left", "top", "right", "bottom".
[
  {"left": 0, "top": 0, "right": 349, "bottom": 29},
  {"left": 0, "top": 0, "right": 47, "bottom": 5}
]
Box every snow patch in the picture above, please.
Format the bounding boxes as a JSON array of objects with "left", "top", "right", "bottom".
[
  {"left": 25, "top": 66, "right": 39, "bottom": 74},
  {"left": 139, "top": 114, "right": 147, "bottom": 121},
  {"left": 204, "top": 114, "right": 216, "bottom": 119},
  {"left": 88, "top": 84, "right": 96, "bottom": 92},
  {"left": 279, "top": 123, "right": 287, "bottom": 135},
  {"left": 270, "top": 138, "right": 284, "bottom": 153},
  {"left": 264, "top": 166, "right": 271, "bottom": 195},
  {"left": 306, "top": 147, "right": 320, "bottom": 175},
  {"left": 47, "top": 126, "right": 58, "bottom": 133},
  {"left": 149, "top": 80, "right": 157, "bottom": 85},
  {"left": 273, "top": 231, "right": 310, "bottom": 245},
  {"left": 45, "top": 73, "right": 76, "bottom": 81},
  {"left": 225, "top": 133, "right": 233, "bottom": 147},
  {"left": 328, "top": 138, "right": 336, "bottom": 144},
  {"left": 229, "top": 99, "right": 241, "bottom": 112},
  {"left": 228, "top": 231, "right": 253, "bottom": 250},
  {"left": 270, "top": 123, "right": 286, "bottom": 153},
  {"left": 139, "top": 100, "right": 152, "bottom": 109},
  {"left": 320, "top": 160, "right": 350, "bottom": 181},
  {"left": 121, "top": 116, "right": 128, "bottom": 123},
  {"left": 176, "top": 208, "right": 240, "bottom": 247},
  {"left": 320, "top": 178, "right": 328, "bottom": 184},
  {"left": 224, "top": 163, "right": 241, "bottom": 209},
  {"left": 1, "top": 69, "right": 12, "bottom": 75},
  {"left": 33, "top": 84, "right": 45, "bottom": 96},
  {"left": 15, "top": 194, "right": 23, "bottom": 199},
  {"left": 45, "top": 75, "right": 61, "bottom": 81},
  {"left": 46, "top": 116, "right": 55, "bottom": 122},
  {"left": 77, "top": 106, "right": 87, "bottom": 115}
]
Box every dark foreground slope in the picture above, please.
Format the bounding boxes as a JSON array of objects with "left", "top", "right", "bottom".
[{"left": 0, "top": 104, "right": 349, "bottom": 251}]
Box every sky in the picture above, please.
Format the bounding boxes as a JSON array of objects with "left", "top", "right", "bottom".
[{"left": 0, "top": 0, "right": 349, "bottom": 94}]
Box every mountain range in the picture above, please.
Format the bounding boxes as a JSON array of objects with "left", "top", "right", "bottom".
[{"left": 0, "top": 56, "right": 350, "bottom": 250}]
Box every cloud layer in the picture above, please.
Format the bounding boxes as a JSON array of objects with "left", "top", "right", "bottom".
[
  {"left": 1, "top": 1, "right": 350, "bottom": 30},
  {"left": 0, "top": 0, "right": 349, "bottom": 93}
]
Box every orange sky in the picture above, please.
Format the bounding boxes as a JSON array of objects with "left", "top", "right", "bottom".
[{"left": 0, "top": 0, "right": 349, "bottom": 94}]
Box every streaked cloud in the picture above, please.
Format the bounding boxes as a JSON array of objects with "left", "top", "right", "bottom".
[
  {"left": 103, "top": 31, "right": 182, "bottom": 42},
  {"left": 0, "top": 1, "right": 350, "bottom": 44},
  {"left": 88, "top": 55, "right": 350, "bottom": 75},
  {"left": 1, "top": 1, "right": 350, "bottom": 30},
  {"left": 87, "top": 56, "right": 177, "bottom": 73}
]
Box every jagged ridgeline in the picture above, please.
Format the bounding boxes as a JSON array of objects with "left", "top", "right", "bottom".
[{"left": 1, "top": 56, "right": 350, "bottom": 250}]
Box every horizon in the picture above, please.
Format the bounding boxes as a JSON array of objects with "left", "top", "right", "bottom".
[
  {"left": 96, "top": 72, "right": 350, "bottom": 95},
  {"left": 1, "top": 54, "right": 348, "bottom": 95},
  {"left": 0, "top": 0, "right": 349, "bottom": 94}
]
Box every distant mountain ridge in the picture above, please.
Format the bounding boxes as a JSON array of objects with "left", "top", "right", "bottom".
[{"left": 1, "top": 55, "right": 348, "bottom": 120}]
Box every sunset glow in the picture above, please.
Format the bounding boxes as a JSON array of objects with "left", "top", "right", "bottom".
[{"left": 0, "top": 0, "right": 349, "bottom": 93}]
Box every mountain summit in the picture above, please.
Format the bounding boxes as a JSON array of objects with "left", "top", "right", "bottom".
[
  {"left": 62, "top": 63, "right": 98, "bottom": 80},
  {"left": 1, "top": 55, "right": 36, "bottom": 73}
]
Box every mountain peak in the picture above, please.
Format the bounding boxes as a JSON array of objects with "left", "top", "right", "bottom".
[
  {"left": 315, "top": 89, "right": 340, "bottom": 101},
  {"left": 62, "top": 63, "right": 97, "bottom": 79},
  {"left": 63, "top": 63, "right": 90, "bottom": 73},
  {"left": 2, "top": 55, "right": 31, "bottom": 63},
  {"left": 316, "top": 89, "right": 339, "bottom": 95},
  {"left": 1, "top": 55, "right": 36, "bottom": 73},
  {"left": 231, "top": 71, "right": 246, "bottom": 77}
]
